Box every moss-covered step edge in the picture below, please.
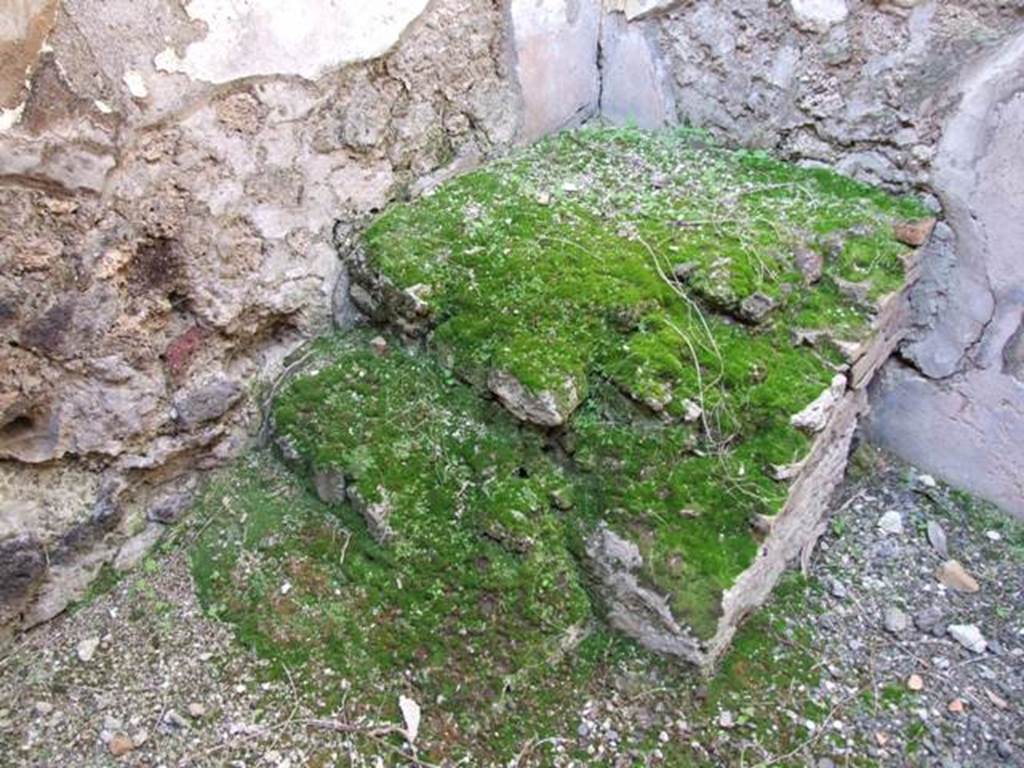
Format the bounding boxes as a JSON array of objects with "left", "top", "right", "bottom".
[{"left": 334, "top": 127, "right": 932, "bottom": 667}]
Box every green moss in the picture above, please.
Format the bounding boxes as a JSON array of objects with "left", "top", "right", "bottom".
[
  {"left": 360, "top": 126, "right": 925, "bottom": 635},
  {"left": 189, "top": 126, "right": 930, "bottom": 762},
  {"left": 193, "top": 336, "right": 604, "bottom": 760}
]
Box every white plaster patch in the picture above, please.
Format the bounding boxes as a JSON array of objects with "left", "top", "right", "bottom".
[
  {"left": 153, "top": 0, "right": 430, "bottom": 84},
  {"left": 790, "top": 0, "right": 848, "bottom": 32},
  {"left": 0, "top": 103, "right": 24, "bottom": 131},
  {"left": 122, "top": 70, "right": 149, "bottom": 99}
]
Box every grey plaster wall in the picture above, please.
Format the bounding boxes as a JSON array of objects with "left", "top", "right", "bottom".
[{"left": 866, "top": 32, "right": 1024, "bottom": 518}]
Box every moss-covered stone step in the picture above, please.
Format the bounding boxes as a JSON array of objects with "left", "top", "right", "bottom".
[{"left": 336, "top": 127, "right": 930, "bottom": 667}]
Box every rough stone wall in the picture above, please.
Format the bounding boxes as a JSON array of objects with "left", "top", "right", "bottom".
[
  {"left": 0, "top": 0, "right": 522, "bottom": 635},
  {"left": 651, "top": 1, "right": 1023, "bottom": 190}
]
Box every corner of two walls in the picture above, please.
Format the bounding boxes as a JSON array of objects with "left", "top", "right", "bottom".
[
  {"left": 509, "top": 0, "right": 677, "bottom": 141},
  {"left": 865, "top": 30, "right": 1024, "bottom": 519}
]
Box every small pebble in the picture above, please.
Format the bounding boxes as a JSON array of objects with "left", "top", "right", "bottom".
[
  {"left": 936, "top": 560, "right": 980, "bottom": 593},
  {"left": 108, "top": 732, "right": 134, "bottom": 757},
  {"left": 907, "top": 674, "right": 924, "bottom": 692},
  {"left": 948, "top": 624, "right": 987, "bottom": 654},
  {"left": 883, "top": 606, "right": 910, "bottom": 635},
  {"left": 828, "top": 579, "right": 848, "bottom": 599},
  {"left": 878, "top": 511, "right": 904, "bottom": 535},
  {"left": 76, "top": 636, "right": 100, "bottom": 663},
  {"left": 926, "top": 520, "right": 949, "bottom": 558},
  {"left": 914, "top": 606, "right": 944, "bottom": 632},
  {"left": 159, "top": 709, "right": 189, "bottom": 733}
]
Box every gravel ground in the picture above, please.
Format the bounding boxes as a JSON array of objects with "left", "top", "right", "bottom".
[
  {"left": 793, "top": 453, "right": 1023, "bottom": 767},
  {"left": 0, "top": 450, "right": 1020, "bottom": 767}
]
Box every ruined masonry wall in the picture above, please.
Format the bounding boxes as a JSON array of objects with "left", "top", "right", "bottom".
[
  {"left": 2, "top": 0, "right": 1023, "bottom": 637},
  {"left": 0, "top": 0, "right": 522, "bottom": 634}
]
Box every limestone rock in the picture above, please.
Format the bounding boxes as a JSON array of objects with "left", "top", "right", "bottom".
[
  {"left": 883, "top": 606, "right": 909, "bottom": 635},
  {"left": 584, "top": 525, "right": 702, "bottom": 664},
  {"left": 914, "top": 606, "right": 944, "bottom": 632},
  {"left": 487, "top": 370, "right": 582, "bottom": 427},
  {"left": 790, "top": 0, "right": 848, "bottom": 33},
  {"left": 173, "top": 378, "right": 243, "bottom": 429},
  {"left": 948, "top": 624, "right": 987, "bottom": 654},
  {"left": 313, "top": 466, "right": 347, "bottom": 505},
  {"left": 794, "top": 245, "right": 824, "bottom": 284},
  {"left": 877, "top": 510, "right": 904, "bottom": 536},
  {"left": 108, "top": 732, "right": 134, "bottom": 757},
  {"left": 113, "top": 524, "right": 163, "bottom": 572},
  {"left": 671, "top": 262, "right": 699, "bottom": 282},
  {"left": 892, "top": 218, "right": 936, "bottom": 247},
  {"left": 0, "top": 534, "right": 46, "bottom": 627},
  {"left": 738, "top": 292, "right": 776, "bottom": 324},
  {"left": 76, "top": 636, "right": 100, "bottom": 663},
  {"left": 926, "top": 520, "right": 949, "bottom": 558},
  {"left": 348, "top": 486, "right": 394, "bottom": 544},
  {"left": 790, "top": 374, "right": 847, "bottom": 434}
]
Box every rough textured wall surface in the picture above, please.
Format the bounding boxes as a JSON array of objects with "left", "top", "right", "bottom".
[
  {"left": 653, "top": 0, "right": 1023, "bottom": 191},
  {"left": 510, "top": 0, "right": 602, "bottom": 139},
  {"left": 640, "top": 0, "right": 1024, "bottom": 517},
  {"left": 866, "top": 31, "right": 1024, "bottom": 517},
  {"left": 0, "top": 0, "right": 522, "bottom": 635}
]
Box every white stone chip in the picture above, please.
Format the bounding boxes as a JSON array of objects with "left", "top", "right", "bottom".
[
  {"left": 948, "top": 624, "right": 987, "bottom": 654},
  {"left": 790, "top": 374, "right": 847, "bottom": 434},
  {"left": 790, "top": 0, "right": 848, "bottom": 32},
  {"left": 122, "top": 70, "right": 149, "bottom": 99},
  {"left": 877, "top": 510, "right": 904, "bottom": 536},
  {"left": 399, "top": 695, "right": 421, "bottom": 744}
]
